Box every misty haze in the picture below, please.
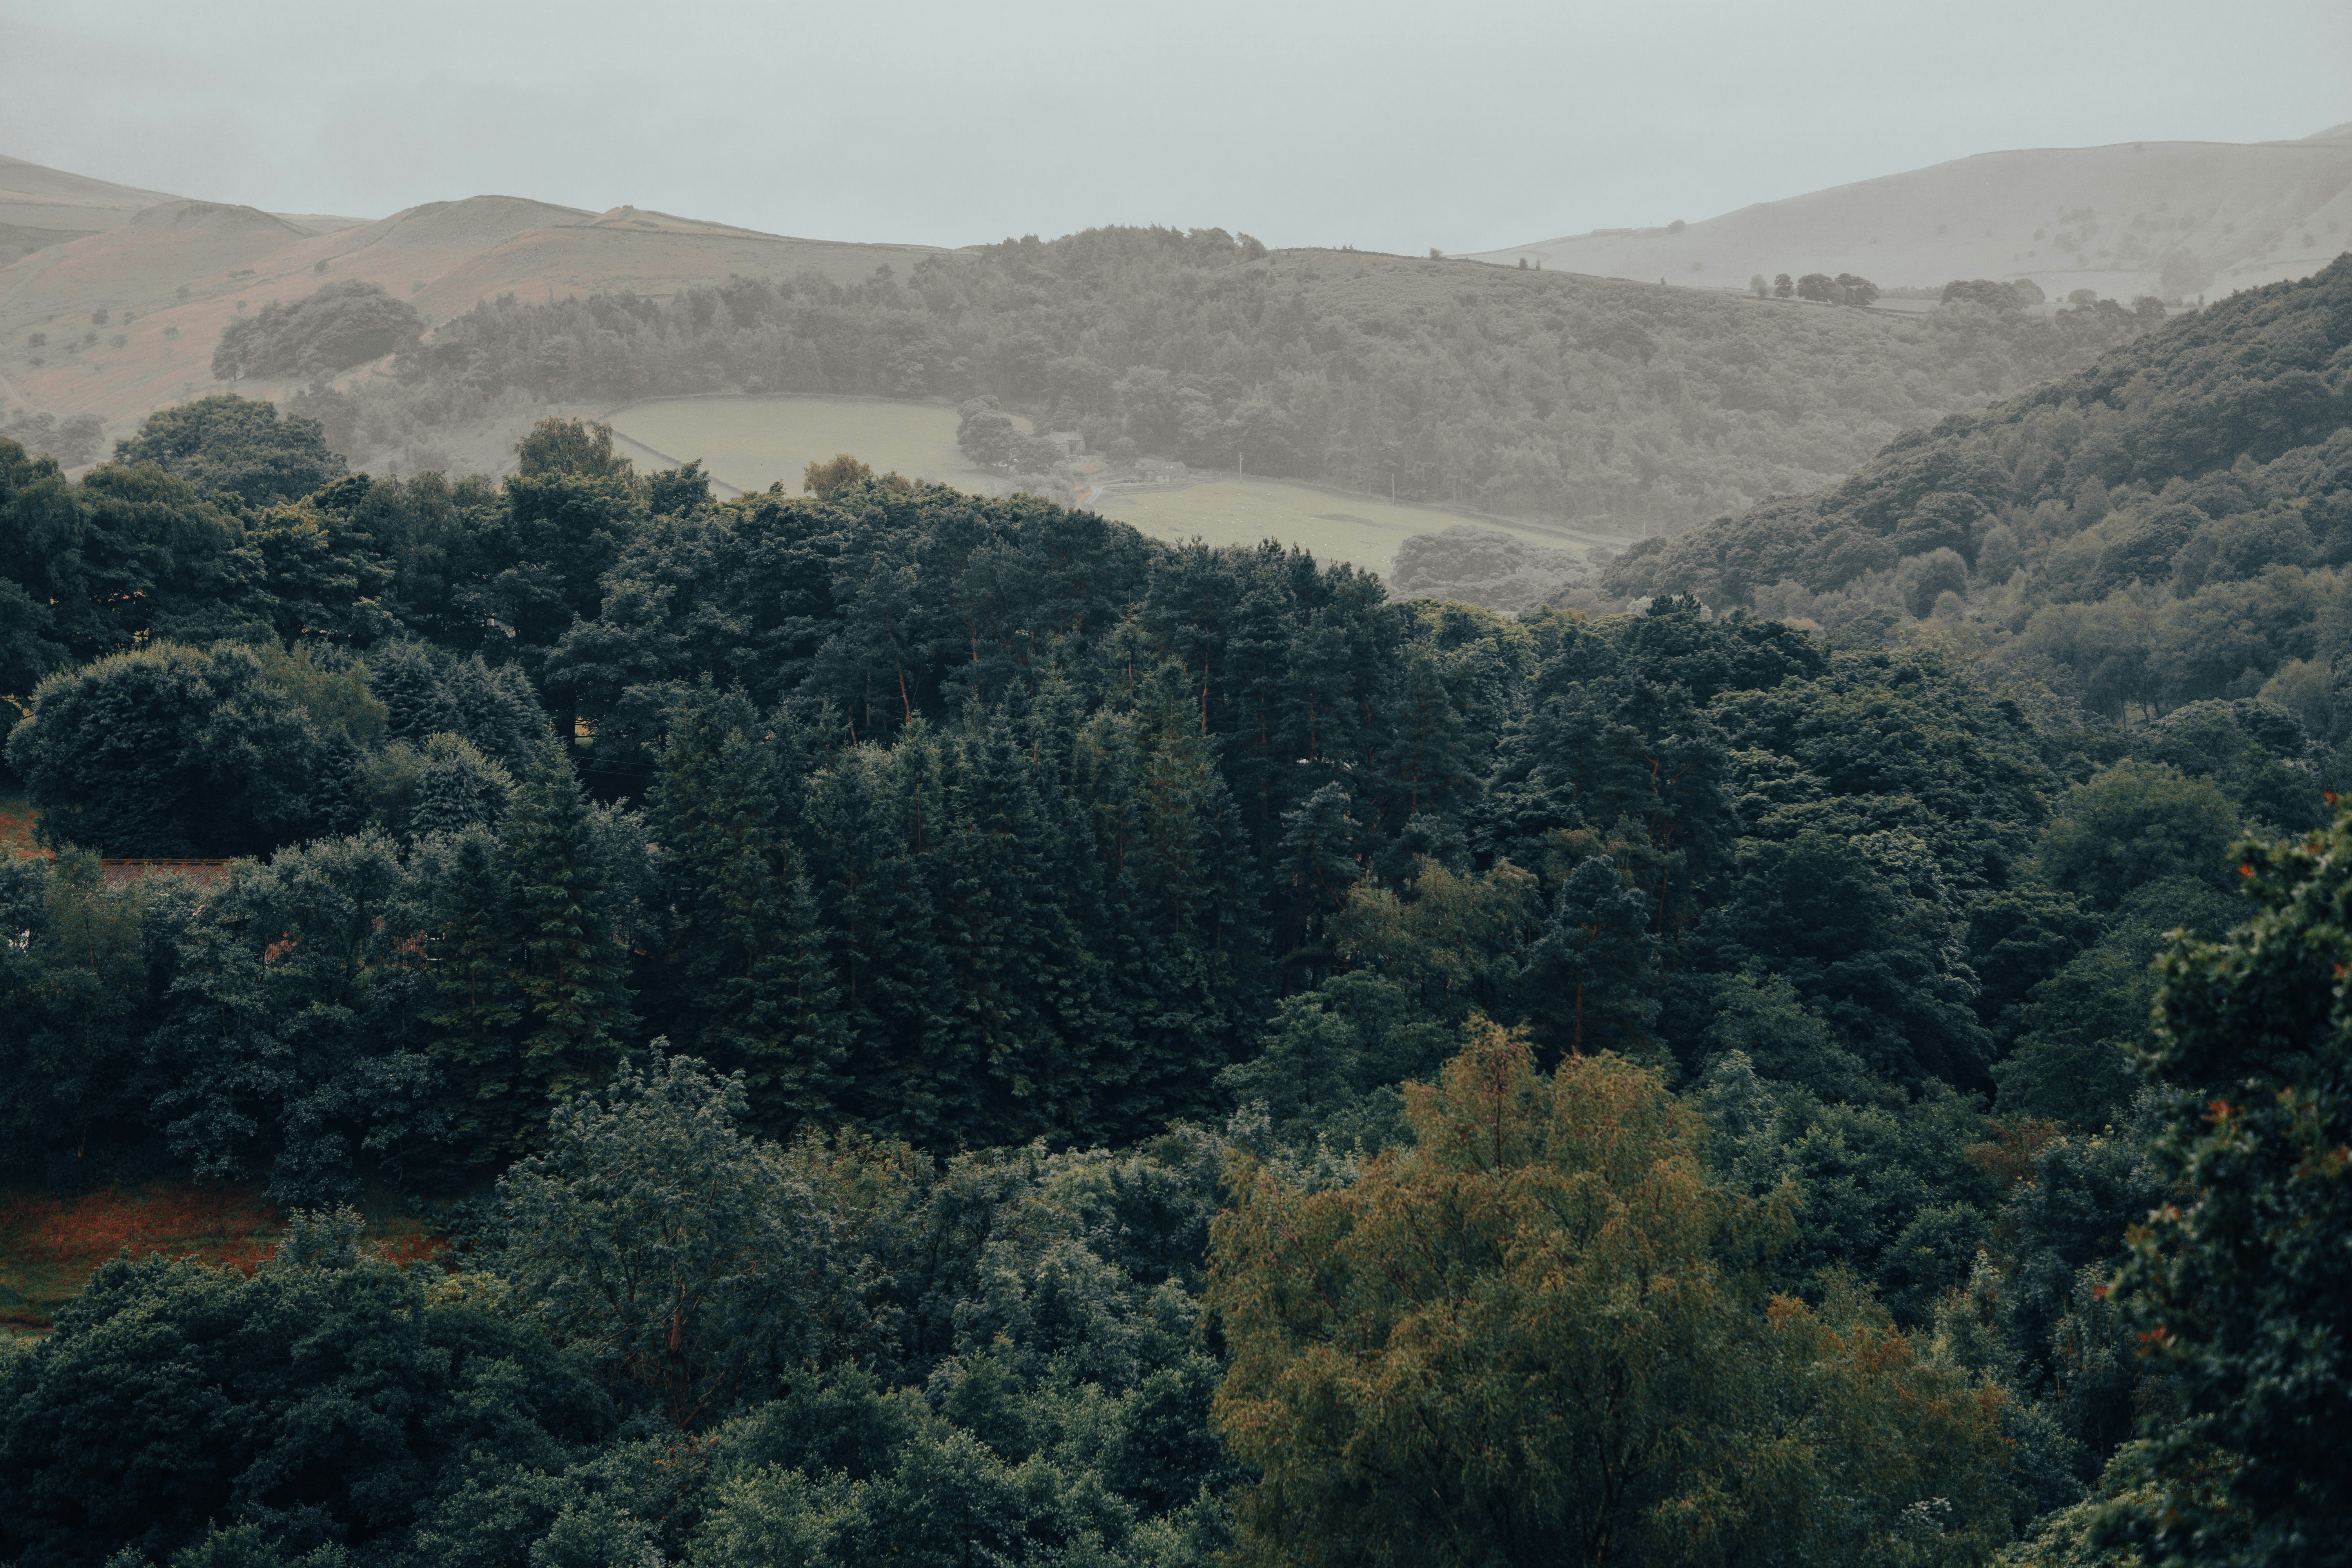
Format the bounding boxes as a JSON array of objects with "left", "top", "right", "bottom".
[{"left": 1, "top": 3, "right": 2349, "bottom": 1564}]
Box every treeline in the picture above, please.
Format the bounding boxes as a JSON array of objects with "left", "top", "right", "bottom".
[
  {"left": 1605, "top": 254, "right": 2352, "bottom": 729},
  {"left": 318, "top": 225, "right": 2159, "bottom": 530}
]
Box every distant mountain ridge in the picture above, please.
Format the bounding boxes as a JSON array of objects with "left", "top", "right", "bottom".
[{"left": 1472, "top": 128, "right": 2352, "bottom": 306}]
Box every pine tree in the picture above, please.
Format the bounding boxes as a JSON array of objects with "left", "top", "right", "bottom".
[
  {"left": 936, "top": 708, "right": 1099, "bottom": 1145},
  {"left": 1386, "top": 643, "right": 1474, "bottom": 821},
  {"left": 498, "top": 751, "right": 630, "bottom": 1105},
  {"left": 1276, "top": 783, "right": 1361, "bottom": 988},
  {"left": 367, "top": 638, "right": 457, "bottom": 743},
  {"left": 419, "top": 823, "right": 528, "bottom": 1164},
  {"left": 1526, "top": 854, "right": 1661, "bottom": 1059},
  {"left": 648, "top": 688, "right": 846, "bottom": 1134},
  {"left": 407, "top": 733, "right": 512, "bottom": 839},
  {"left": 803, "top": 740, "right": 952, "bottom": 1143}
]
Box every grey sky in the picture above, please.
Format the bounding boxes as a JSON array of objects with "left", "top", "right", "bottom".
[{"left": 3, "top": 0, "right": 2346, "bottom": 254}]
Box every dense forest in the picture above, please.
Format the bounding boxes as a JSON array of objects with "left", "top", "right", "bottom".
[
  {"left": 307, "top": 228, "right": 2163, "bottom": 532},
  {"left": 1606, "top": 255, "right": 2352, "bottom": 725},
  {"left": 0, "top": 250, "right": 2347, "bottom": 1568}
]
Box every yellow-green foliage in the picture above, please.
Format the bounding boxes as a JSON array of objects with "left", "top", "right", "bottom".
[{"left": 1208, "top": 1020, "right": 2019, "bottom": 1568}]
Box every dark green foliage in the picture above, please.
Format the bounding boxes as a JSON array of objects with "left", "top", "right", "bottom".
[
  {"left": 364, "top": 638, "right": 547, "bottom": 770},
  {"left": 114, "top": 395, "right": 347, "bottom": 509},
  {"left": 0, "top": 1210, "right": 613, "bottom": 1568},
  {"left": 1700, "top": 827, "right": 1992, "bottom": 1087},
  {"left": 0, "top": 850, "right": 191, "bottom": 1183},
  {"left": 1710, "top": 644, "right": 2055, "bottom": 892},
  {"left": 373, "top": 731, "right": 514, "bottom": 841},
  {"left": 1696, "top": 1050, "right": 1998, "bottom": 1321},
  {"left": 7, "top": 642, "right": 367, "bottom": 857},
  {"left": 641, "top": 688, "right": 846, "bottom": 1132},
  {"left": 1609, "top": 257, "right": 2352, "bottom": 610},
  {"left": 2141, "top": 697, "right": 2326, "bottom": 831},
  {"left": 2107, "top": 804, "right": 2352, "bottom": 1564},
  {"left": 0, "top": 437, "right": 252, "bottom": 682},
  {"left": 2036, "top": 759, "right": 2240, "bottom": 911},
  {"left": 1993, "top": 875, "right": 2240, "bottom": 1129},
  {"left": 211, "top": 281, "right": 424, "bottom": 381},
  {"left": 1965, "top": 882, "right": 2102, "bottom": 1047},
  {"left": 1525, "top": 855, "right": 1659, "bottom": 1056},
  {"left": 144, "top": 833, "right": 438, "bottom": 1205},
  {"left": 489, "top": 1055, "right": 858, "bottom": 1428},
  {"left": 497, "top": 751, "right": 634, "bottom": 1106}
]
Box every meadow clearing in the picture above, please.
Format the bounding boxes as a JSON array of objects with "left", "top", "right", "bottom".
[
  {"left": 603, "top": 395, "right": 1003, "bottom": 495},
  {"left": 0, "top": 1183, "right": 446, "bottom": 1335},
  {"left": 602, "top": 394, "right": 1624, "bottom": 576},
  {"left": 1091, "top": 476, "right": 1617, "bottom": 577}
]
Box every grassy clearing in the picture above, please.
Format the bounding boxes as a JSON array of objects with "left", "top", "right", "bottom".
[
  {"left": 604, "top": 395, "right": 1007, "bottom": 496},
  {"left": 0, "top": 1183, "right": 449, "bottom": 1334},
  {"left": 0, "top": 791, "right": 38, "bottom": 858},
  {"left": 605, "top": 394, "right": 1633, "bottom": 576},
  {"left": 1094, "top": 477, "right": 1621, "bottom": 577}
]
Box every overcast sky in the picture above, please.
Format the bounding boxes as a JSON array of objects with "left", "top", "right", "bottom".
[{"left": 3, "top": 0, "right": 2346, "bottom": 254}]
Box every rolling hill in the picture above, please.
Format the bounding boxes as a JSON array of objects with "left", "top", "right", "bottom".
[
  {"left": 0, "top": 157, "right": 956, "bottom": 433},
  {"left": 1471, "top": 125, "right": 2352, "bottom": 305},
  {"left": 0, "top": 153, "right": 181, "bottom": 267}
]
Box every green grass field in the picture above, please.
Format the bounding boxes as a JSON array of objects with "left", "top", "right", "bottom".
[
  {"left": 1092, "top": 477, "right": 1617, "bottom": 577},
  {"left": 603, "top": 395, "right": 1629, "bottom": 577},
  {"left": 604, "top": 396, "right": 1003, "bottom": 496}
]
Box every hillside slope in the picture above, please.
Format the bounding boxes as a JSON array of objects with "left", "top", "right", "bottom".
[
  {"left": 0, "top": 172, "right": 956, "bottom": 431},
  {"left": 0, "top": 153, "right": 181, "bottom": 266},
  {"left": 1604, "top": 256, "right": 2352, "bottom": 721},
  {"left": 1474, "top": 131, "right": 2352, "bottom": 305},
  {"left": 327, "top": 228, "right": 2160, "bottom": 532}
]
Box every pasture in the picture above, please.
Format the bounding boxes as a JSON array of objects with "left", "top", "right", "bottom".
[
  {"left": 1093, "top": 476, "right": 1618, "bottom": 577},
  {"left": 601, "top": 394, "right": 1625, "bottom": 577},
  {"left": 603, "top": 395, "right": 1004, "bottom": 496}
]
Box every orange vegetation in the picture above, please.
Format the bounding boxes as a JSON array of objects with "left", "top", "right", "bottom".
[
  {"left": 0, "top": 1183, "right": 281, "bottom": 1280},
  {"left": 0, "top": 797, "right": 39, "bottom": 859},
  {"left": 0, "top": 1182, "right": 450, "bottom": 1330},
  {"left": 1967, "top": 1118, "right": 2068, "bottom": 1190}
]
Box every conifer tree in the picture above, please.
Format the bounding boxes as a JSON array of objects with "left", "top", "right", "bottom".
[
  {"left": 648, "top": 687, "right": 846, "bottom": 1133},
  {"left": 804, "top": 742, "right": 952, "bottom": 1142},
  {"left": 419, "top": 824, "right": 527, "bottom": 1164},
  {"left": 938, "top": 708, "right": 1100, "bottom": 1144},
  {"left": 1527, "top": 854, "right": 1662, "bottom": 1058},
  {"left": 407, "top": 733, "right": 512, "bottom": 839},
  {"left": 499, "top": 750, "right": 630, "bottom": 1105},
  {"left": 1276, "top": 783, "right": 1362, "bottom": 987},
  {"left": 1386, "top": 643, "right": 1474, "bottom": 822}
]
